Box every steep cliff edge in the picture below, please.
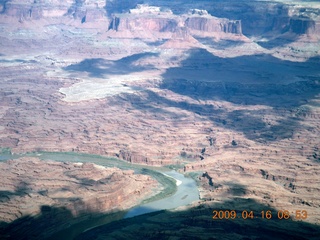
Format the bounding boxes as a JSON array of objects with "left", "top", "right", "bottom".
[
  {"left": 110, "top": 7, "right": 242, "bottom": 34},
  {"left": 106, "top": 6, "right": 243, "bottom": 42},
  {"left": 201, "top": 1, "right": 320, "bottom": 41},
  {"left": 1, "top": 1, "right": 319, "bottom": 39},
  {"left": 1, "top": 0, "right": 106, "bottom": 22},
  {"left": 185, "top": 16, "right": 241, "bottom": 35},
  {"left": 0, "top": 157, "right": 159, "bottom": 239},
  {"left": 0, "top": 2, "right": 243, "bottom": 41},
  {"left": 0, "top": 1, "right": 319, "bottom": 239}
]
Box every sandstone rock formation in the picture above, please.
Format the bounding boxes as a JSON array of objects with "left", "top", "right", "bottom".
[
  {"left": 0, "top": 0, "right": 320, "bottom": 239},
  {"left": 0, "top": 157, "right": 159, "bottom": 238},
  {"left": 185, "top": 16, "right": 242, "bottom": 35},
  {"left": 107, "top": 5, "right": 243, "bottom": 41},
  {"left": 1, "top": 0, "right": 106, "bottom": 22}
]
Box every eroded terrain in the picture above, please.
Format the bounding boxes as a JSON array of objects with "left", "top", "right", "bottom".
[
  {"left": 0, "top": 0, "right": 320, "bottom": 239},
  {"left": 0, "top": 157, "right": 159, "bottom": 239}
]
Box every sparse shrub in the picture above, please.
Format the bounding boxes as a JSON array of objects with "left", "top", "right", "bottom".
[{"left": 180, "top": 151, "right": 187, "bottom": 158}]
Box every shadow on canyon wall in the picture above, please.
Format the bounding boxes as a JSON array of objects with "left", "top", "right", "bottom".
[
  {"left": 0, "top": 203, "right": 127, "bottom": 240},
  {"left": 202, "top": 0, "right": 317, "bottom": 49},
  {"left": 105, "top": 0, "right": 143, "bottom": 15},
  {"left": 129, "top": 88, "right": 303, "bottom": 143},
  {"left": 76, "top": 183, "right": 320, "bottom": 240},
  {"left": 0, "top": 0, "right": 7, "bottom": 14},
  {"left": 63, "top": 52, "right": 158, "bottom": 78},
  {"left": 102, "top": 0, "right": 317, "bottom": 50},
  {"left": 194, "top": 37, "right": 245, "bottom": 50},
  {"left": 160, "top": 48, "right": 320, "bottom": 106},
  {"left": 0, "top": 181, "right": 31, "bottom": 202},
  {"left": 160, "top": 48, "right": 320, "bottom": 140},
  {"left": 0, "top": 204, "right": 73, "bottom": 240},
  {"left": 125, "top": 48, "right": 319, "bottom": 142},
  {"left": 1, "top": 181, "right": 319, "bottom": 239},
  {"left": 161, "top": 48, "right": 320, "bottom": 95}
]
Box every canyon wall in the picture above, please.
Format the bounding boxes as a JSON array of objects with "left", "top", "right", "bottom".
[
  {"left": 203, "top": 1, "right": 320, "bottom": 36},
  {"left": 108, "top": 16, "right": 178, "bottom": 32},
  {"left": 0, "top": 157, "right": 159, "bottom": 238},
  {"left": 107, "top": 8, "right": 243, "bottom": 40},
  {"left": 1, "top": 0, "right": 319, "bottom": 37},
  {"left": 1, "top": 0, "right": 106, "bottom": 21},
  {"left": 264, "top": 5, "right": 320, "bottom": 35},
  {"left": 185, "top": 16, "right": 241, "bottom": 34},
  {"left": 0, "top": 1, "right": 243, "bottom": 38}
]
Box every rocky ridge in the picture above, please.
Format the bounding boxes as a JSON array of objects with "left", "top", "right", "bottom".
[
  {"left": 1, "top": 0, "right": 106, "bottom": 22},
  {"left": 0, "top": 0, "right": 319, "bottom": 238},
  {"left": 107, "top": 6, "right": 242, "bottom": 40},
  {"left": 0, "top": 157, "right": 159, "bottom": 238}
]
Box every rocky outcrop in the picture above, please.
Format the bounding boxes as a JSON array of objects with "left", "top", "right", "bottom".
[
  {"left": 67, "top": 0, "right": 106, "bottom": 22},
  {"left": 0, "top": 157, "right": 159, "bottom": 238},
  {"left": 2, "top": 0, "right": 43, "bottom": 20},
  {"left": 270, "top": 15, "right": 319, "bottom": 35},
  {"left": 2, "top": 0, "right": 69, "bottom": 19},
  {"left": 107, "top": 8, "right": 243, "bottom": 38},
  {"left": 117, "top": 149, "right": 149, "bottom": 164},
  {"left": 185, "top": 17, "right": 242, "bottom": 34},
  {"left": 288, "top": 17, "right": 318, "bottom": 35},
  {"left": 2, "top": 0, "right": 320, "bottom": 38},
  {"left": 149, "top": 1, "right": 318, "bottom": 38},
  {"left": 1, "top": 0, "right": 106, "bottom": 22},
  {"left": 266, "top": 5, "right": 320, "bottom": 35},
  {"left": 0, "top": 0, "right": 319, "bottom": 232},
  {"left": 108, "top": 16, "right": 178, "bottom": 33},
  {"left": 1, "top": 1, "right": 243, "bottom": 38}
]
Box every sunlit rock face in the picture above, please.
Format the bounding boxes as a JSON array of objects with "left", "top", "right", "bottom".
[{"left": 106, "top": 6, "right": 243, "bottom": 42}]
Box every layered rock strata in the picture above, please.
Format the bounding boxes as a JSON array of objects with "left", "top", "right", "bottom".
[
  {"left": 0, "top": 157, "right": 159, "bottom": 238},
  {"left": 0, "top": 1, "right": 319, "bottom": 238},
  {"left": 1, "top": 0, "right": 106, "bottom": 22},
  {"left": 107, "top": 6, "right": 243, "bottom": 40}
]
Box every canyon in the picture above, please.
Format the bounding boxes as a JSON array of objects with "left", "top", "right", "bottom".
[
  {"left": 0, "top": 156, "right": 160, "bottom": 239},
  {"left": 0, "top": 0, "right": 320, "bottom": 239}
]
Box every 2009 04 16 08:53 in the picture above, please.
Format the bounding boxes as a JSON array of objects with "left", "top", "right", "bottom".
[{"left": 212, "top": 210, "right": 308, "bottom": 220}]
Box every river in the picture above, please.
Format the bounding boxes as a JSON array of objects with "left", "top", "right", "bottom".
[
  {"left": 0, "top": 151, "right": 199, "bottom": 239},
  {"left": 124, "top": 170, "right": 199, "bottom": 218}
]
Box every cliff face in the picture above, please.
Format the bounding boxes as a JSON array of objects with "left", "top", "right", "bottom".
[
  {"left": 1, "top": 1, "right": 319, "bottom": 37},
  {"left": 67, "top": 0, "right": 106, "bottom": 22},
  {"left": 0, "top": 158, "right": 159, "bottom": 238},
  {"left": 107, "top": 10, "right": 243, "bottom": 39},
  {"left": 0, "top": 2, "right": 243, "bottom": 38},
  {"left": 201, "top": 1, "right": 320, "bottom": 37},
  {"left": 185, "top": 17, "right": 242, "bottom": 34},
  {"left": 117, "top": 149, "right": 149, "bottom": 164},
  {"left": 2, "top": 0, "right": 69, "bottom": 19},
  {"left": 266, "top": 4, "right": 320, "bottom": 36},
  {"left": 273, "top": 17, "right": 319, "bottom": 35},
  {"left": 1, "top": 0, "right": 106, "bottom": 21},
  {"left": 266, "top": 5, "right": 320, "bottom": 35},
  {"left": 108, "top": 16, "right": 178, "bottom": 32}
]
